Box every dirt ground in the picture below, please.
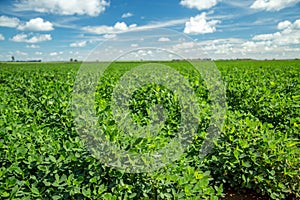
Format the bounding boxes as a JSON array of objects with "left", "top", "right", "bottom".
[{"left": 221, "top": 188, "right": 299, "bottom": 200}]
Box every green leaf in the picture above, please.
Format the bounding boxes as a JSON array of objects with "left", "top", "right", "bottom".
[
  {"left": 1, "top": 192, "right": 10, "bottom": 198},
  {"left": 30, "top": 186, "right": 39, "bottom": 195},
  {"left": 49, "top": 155, "right": 56, "bottom": 163}
]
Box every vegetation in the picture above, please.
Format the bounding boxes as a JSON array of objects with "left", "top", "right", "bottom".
[{"left": 0, "top": 60, "right": 299, "bottom": 199}]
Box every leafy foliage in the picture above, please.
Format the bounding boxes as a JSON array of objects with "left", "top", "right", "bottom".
[
  {"left": 0, "top": 60, "right": 299, "bottom": 199},
  {"left": 204, "top": 60, "right": 300, "bottom": 199}
]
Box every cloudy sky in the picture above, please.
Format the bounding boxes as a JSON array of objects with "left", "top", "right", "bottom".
[{"left": 0, "top": 0, "right": 299, "bottom": 61}]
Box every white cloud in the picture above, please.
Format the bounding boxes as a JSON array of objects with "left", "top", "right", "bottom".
[
  {"left": 50, "top": 52, "right": 58, "bottom": 56},
  {"left": 114, "top": 22, "right": 128, "bottom": 31},
  {"left": 70, "top": 41, "right": 87, "bottom": 47},
  {"left": 26, "top": 44, "right": 40, "bottom": 48},
  {"left": 252, "top": 19, "right": 300, "bottom": 45},
  {"left": 162, "top": 32, "right": 300, "bottom": 60},
  {"left": 11, "top": 33, "right": 52, "bottom": 43},
  {"left": 129, "top": 24, "right": 137, "bottom": 28},
  {"left": 0, "top": 15, "right": 20, "bottom": 27},
  {"left": 250, "top": 0, "right": 300, "bottom": 11},
  {"left": 178, "top": 37, "right": 299, "bottom": 60},
  {"left": 14, "top": 0, "right": 110, "bottom": 16},
  {"left": 82, "top": 19, "right": 186, "bottom": 34},
  {"left": 35, "top": 51, "right": 43, "bottom": 55},
  {"left": 180, "top": 0, "right": 218, "bottom": 10},
  {"left": 122, "top": 12, "right": 133, "bottom": 18},
  {"left": 0, "top": 34, "right": 4, "bottom": 40},
  {"left": 103, "top": 34, "right": 117, "bottom": 39},
  {"left": 173, "top": 42, "right": 195, "bottom": 49},
  {"left": 158, "top": 37, "right": 171, "bottom": 42},
  {"left": 253, "top": 32, "right": 281, "bottom": 41},
  {"left": 82, "top": 22, "right": 130, "bottom": 34},
  {"left": 15, "top": 50, "right": 28, "bottom": 56},
  {"left": 294, "top": 19, "right": 300, "bottom": 29},
  {"left": 18, "top": 18, "right": 54, "bottom": 31},
  {"left": 11, "top": 34, "right": 27, "bottom": 42},
  {"left": 184, "top": 12, "right": 220, "bottom": 34},
  {"left": 241, "top": 41, "right": 272, "bottom": 55},
  {"left": 133, "top": 19, "right": 186, "bottom": 30},
  {"left": 131, "top": 44, "right": 139, "bottom": 47},
  {"left": 277, "top": 20, "right": 292, "bottom": 30},
  {"left": 28, "top": 34, "right": 52, "bottom": 43},
  {"left": 136, "top": 50, "right": 154, "bottom": 57}
]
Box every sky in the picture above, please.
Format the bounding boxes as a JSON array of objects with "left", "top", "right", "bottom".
[{"left": 0, "top": 0, "right": 299, "bottom": 61}]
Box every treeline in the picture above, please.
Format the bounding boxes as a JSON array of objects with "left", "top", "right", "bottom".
[{"left": 10, "top": 60, "right": 42, "bottom": 62}]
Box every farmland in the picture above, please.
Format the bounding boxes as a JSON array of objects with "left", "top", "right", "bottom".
[{"left": 0, "top": 60, "right": 299, "bottom": 199}]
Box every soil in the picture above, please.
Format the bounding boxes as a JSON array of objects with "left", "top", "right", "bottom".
[
  {"left": 221, "top": 188, "right": 299, "bottom": 200},
  {"left": 221, "top": 188, "right": 270, "bottom": 200}
]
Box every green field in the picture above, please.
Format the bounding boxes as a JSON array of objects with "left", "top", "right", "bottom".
[{"left": 0, "top": 60, "right": 299, "bottom": 199}]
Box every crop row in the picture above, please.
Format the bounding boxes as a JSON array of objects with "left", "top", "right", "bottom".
[{"left": 0, "top": 60, "right": 299, "bottom": 199}]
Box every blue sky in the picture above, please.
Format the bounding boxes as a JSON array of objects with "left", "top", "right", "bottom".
[{"left": 0, "top": 0, "right": 299, "bottom": 61}]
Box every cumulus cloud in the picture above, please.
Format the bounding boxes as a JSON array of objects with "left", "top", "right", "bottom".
[
  {"left": 14, "top": 0, "right": 110, "bottom": 16},
  {"left": 180, "top": 0, "right": 218, "bottom": 10},
  {"left": 0, "top": 34, "right": 4, "bottom": 40},
  {"left": 184, "top": 12, "right": 220, "bottom": 34},
  {"left": 11, "top": 34, "right": 27, "bottom": 42},
  {"left": 291, "top": 19, "right": 300, "bottom": 29},
  {"left": 173, "top": 42, "right": 195, "bottom": 49},
  {"left": 16, "top": 50, "right": 28, "bottom": 56},
  {"left": 170, "top": 36, "right": 299, "bottom": 60},
  {"left": 9, "top": 50, "right": 28, "bottom": 56},
  {"left": 50, "top": 52, "right": 58, "bottom": 56},
  {"left": 158, "top": 37, "right": 171, "bottom": 42},
  {"left": 253, "top": 32, "right": 281, "bottom": 41},
  {"left": 0, "top": 15, "right": 20, "bottom": 28},
  {"left": 114, "top": 22, "right": 128, "bottom": 31},
  {"left": 103, "top": 34, "right": 117, "bottom": 39},
  {"left": 70, "top": 41, "right": 87, "bottom": 47},
  {"left": 136, "top": 50, "right": 153, "bottom": 57},
  {"left": 252, "top": 19, "right": 300, "bottom": 45},
  {"left": 11, "top": 33, "right": 52, "bottom": 43},
  {"left": 18, "top": 18, "right": 54, "bottom": 31},
  {"left": 82, "top": 22, "right": 132, "bottom": 34},
  {"left": 277, "top": 20, "right": 292, "bottom": 30},
  {"left": 122, "top": 12, "right": 133, "bottom": 18},
  {"left": 131, "top": 44, "right": 139, "bottom": 47},
  {"left": 250, "top": 0, "right": 300, "bottom": 11},
  {"left": 26, "top": 44, "right": 40, "bottom": 48}
]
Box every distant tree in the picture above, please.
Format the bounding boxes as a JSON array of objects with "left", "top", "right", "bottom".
[
  {"left": 70, "top": 58, "right": 73, "bottom": 62},
  {"left": 74, "top": 59, "right": 78, "bottom": 62},
  {"left": 11, "top": 56, "right": 15, "bottom": 62}
]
